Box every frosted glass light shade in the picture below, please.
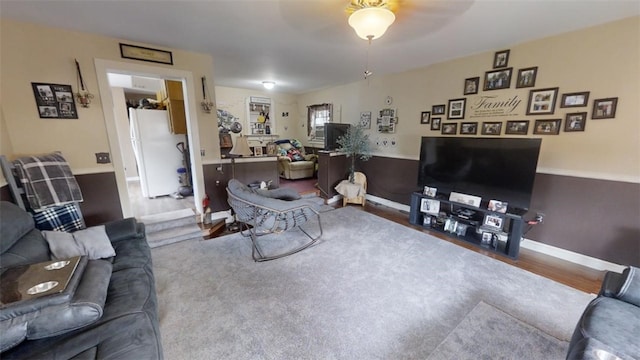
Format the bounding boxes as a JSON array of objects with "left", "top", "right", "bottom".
[
  {"left": 262, "top": 81, "right": 275, "bottom": 89},
  {"left": 348, "top": 7, "right": 396, "bottom": 40},
  {"left": 230, "top": 135, "right": 252, "bottom": 156}
]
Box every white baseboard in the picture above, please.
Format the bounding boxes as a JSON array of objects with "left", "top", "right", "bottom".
[
  {"left": 520, "top": 239, "right": 626, "bottom": 273},
  {"left": 365, "top": 195, "right": 625, "bottom": 273},
  {"left": 366, "top": 194, "right": 411, "bottom": 213}
]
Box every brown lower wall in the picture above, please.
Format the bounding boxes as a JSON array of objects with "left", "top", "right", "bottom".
[
  {"left": 355, "top": 156, "right": 640, "bottom": 267},
  {"left": 1, "top": 172, "right": 122, "bottom": 227},
  {"left": 2, "top": 157, "right": 638, "bottom": 266}
]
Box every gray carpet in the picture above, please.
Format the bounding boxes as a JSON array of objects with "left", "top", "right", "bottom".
[
  {"left": 151, "top": 207, "right": 594, "bottom": 359},
  {"left": 427, "top": 301, "right": 567, "bottom": 360}
]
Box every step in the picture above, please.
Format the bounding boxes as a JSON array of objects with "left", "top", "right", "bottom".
[
  {"left": 146, "top": 223, "right": 203, "bottom": 248},
  {"left": 139, "top": 208, "right": 197, "bottom": 233}
]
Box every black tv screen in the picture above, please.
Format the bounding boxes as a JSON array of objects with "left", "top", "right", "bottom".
[
  {"left": 324, "top": 123, "right": 351, "bottom": 150},
  {"left": 417, "top": 137, "right": 542, "bottom": 211}
]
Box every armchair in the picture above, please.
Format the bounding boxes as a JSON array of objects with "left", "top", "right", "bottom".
[
  {"left": 275, "top": 139, "right": 317, "bottom": 179},
  {"left": 226, "top": 179, "right": 322, "bottom": 262}
]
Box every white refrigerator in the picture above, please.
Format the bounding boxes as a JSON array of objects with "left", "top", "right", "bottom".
[{"left": 129, "top": 108, "right": 185, "bottom": 198}]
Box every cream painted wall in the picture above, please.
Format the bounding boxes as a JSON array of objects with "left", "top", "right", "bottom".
[
  {"left": 297, "top": 16, "right": 640, "bottom": 182},
  {"left": 214, "top": 86, "right": 301, "bottom": 148},
  {"left": 0, "top": 19, "right": 219, "bottom": 173}
]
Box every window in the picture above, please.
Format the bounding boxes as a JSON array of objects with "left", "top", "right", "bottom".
[{"left": 307, "top": 103, "right": 333, "bottom": 141}]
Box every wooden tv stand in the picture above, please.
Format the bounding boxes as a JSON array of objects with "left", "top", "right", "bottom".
[{"left": 409, "top": 192, "right": 528, "bottom": 259}]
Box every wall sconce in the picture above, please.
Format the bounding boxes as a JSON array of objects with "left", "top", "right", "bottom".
[
  {"left": 74, "top": 59, "right": 94, "bottom": 108},
  {"left": 201, "top": 76, "right": 214, "bottom": 113}
]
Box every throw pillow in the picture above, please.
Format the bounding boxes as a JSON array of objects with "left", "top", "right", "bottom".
[
  {"left": 287, "top": 149, "right": 304, "bottom": 162},
  {"left": 42, "top": 225, "right": 115, "bottom": 260}
]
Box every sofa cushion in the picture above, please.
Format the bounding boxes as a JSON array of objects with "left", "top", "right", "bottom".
[
  {"left": 42, "top": 225, "right": 116, "bottom": 260},
  {"left": 616, "top": 266, "right": 640, "bottom": 306},
  {"left": 0, "top": 258, "right": 112, "bottom": 351},
  {"left": 571, "top": 297, "right": 640, "bottom": 359},
  {"left": 0, "top": 202, "right": 36, "bottom": 254},
  {"left": 0, "top": 229, "right": 51, "bottom": 269}
]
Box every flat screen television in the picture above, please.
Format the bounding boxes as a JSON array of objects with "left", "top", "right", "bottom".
[
  {"left": 324, "top": 123, "right": 351, "bottom": 150},
  {"left": 417, "top": 137, "right": 542, "bottom": 211}
]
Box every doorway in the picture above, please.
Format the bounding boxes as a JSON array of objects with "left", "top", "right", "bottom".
[
  {"left": 110, "top": 75, "right": 195, "bottom": 218},
  {"left": 94, "top": 59, "right": 205, "bottom": 219}
]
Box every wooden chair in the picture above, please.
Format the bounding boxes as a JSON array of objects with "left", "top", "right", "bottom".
[{"left": 342, "top": 172, "right": 367, "bottom": 207}]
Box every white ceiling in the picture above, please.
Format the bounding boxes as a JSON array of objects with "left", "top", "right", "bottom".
[{"left": 2, "top": 0, "right": 638, "bottom": 94}]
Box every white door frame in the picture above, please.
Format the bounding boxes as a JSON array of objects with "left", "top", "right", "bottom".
[{"left": 94, "top": 59, "right": 204, "bottom": 218}]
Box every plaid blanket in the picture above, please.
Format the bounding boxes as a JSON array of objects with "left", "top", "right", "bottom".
[{"left": 13, "top": 152, "right": 84, "bottom": 211}]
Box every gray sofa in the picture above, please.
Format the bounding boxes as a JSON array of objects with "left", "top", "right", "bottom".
[
  {"left": 0, "top": 201, "right": 163, "bottom": 359},
  {"left": 567, "top": 266, "right": 640, "bottom": 360}
]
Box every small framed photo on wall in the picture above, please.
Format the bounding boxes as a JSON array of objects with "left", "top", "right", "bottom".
[
  {"left": 431, "top": 118, "right": 441, "bottom": 131},
  {"left": 483, "top": 68, "right": 512, "bottom": 91},
  {"left": 526, "top": 87, "right": 559, "bottom": 115},
  {"left": 505, "top": 120, "right": 530, "bottom": 135},
  {"left": 442, "top": 123, "right": 458, "bottom": 135},
  {"left": 420, "top": 111, "right": 431, "bottom": 124},
  {"left": 481, "top": 122, "right": 502, "bottom": 135},
  {"left": 432, "top": 104, "right": 445, "bottom": 115},
  {"left": 592, "top": 97, "right": 618, "bottom": 119},
  {"left": 447, "top": 98, "right": 466, "bottom": 119},
  {"left": 460, "top": 122, "right": 478, "bottom": 135},
  {"left": 516, "top": 67, "right": 538, "bottom": 88},
  {"left": 464, "top": 77, "right": 479, "bottom": 95},
  {"left": 565, "top": 112, "right": 587, "bottom": 132},
  {"left": 561, "top": 91, "right": 590, "bottom": 108},
  {"left": 493, "top": 49, "right": 510, "bottom": 68},
  {"left": 533, "top": 119, "right": 562, "bottom": 135}
]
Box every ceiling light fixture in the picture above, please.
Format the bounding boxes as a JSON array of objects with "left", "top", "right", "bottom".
[
  {"left": 262, "top": 81, "right": 275, "bottom": 90},
  {"left": 348, "top": 2, "right": 396, "bottom": 41}
]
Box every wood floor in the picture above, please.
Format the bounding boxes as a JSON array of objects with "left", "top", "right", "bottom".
[{"left": 358, "top": 201, "right": 605, "bottom": 295}]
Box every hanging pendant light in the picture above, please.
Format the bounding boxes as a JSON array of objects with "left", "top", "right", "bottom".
[{"left": 348, "top": 5, "right": 395, "bottom": 40}]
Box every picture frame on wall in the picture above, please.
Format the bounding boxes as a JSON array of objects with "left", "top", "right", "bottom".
[
  {"left": 460, "top": 122, "right": 478, "bottom": 135},
  {"left": 483, "top": 68, "right": 512, "bottom": 91},
  {"left": 592, "top": 97, "right": 618, "bottom": 119},
  {"left": 432, "top": 104, "right": 445, "bottom": 115},
  {"left": 464, "top": 77, "right": 479, "bottom": 95},
  {"left": 516, "top": 67, "right": 538, "bottom": 88},
  {"left": 533, "top": 119, "right": 562, "bottom": 135},
  {"left": 420, "top": 111, "right": 431, "bottom": 124},
  {"left": 481, "top": 122, "right": 502, "bottom": 135},
  {"left": 560, "top": 91, "right": 590, "bottom": 108},
  {"left": 442, "top": 123, "right": 457, "bottom": 135},
  {"left": 565, "top": 112, "right": 587, "bottom": 132},
  {"left": 447, "top": 98, "right": 466, "bottom": 119},
  {"left": 526, "top": 87, "right": 559, "bottom": 115},
  {"left": 31, "top": 82, "right": 79, "bottom": 119},
  {"left": 359, "top": 111, "right": 372, "bottom": 128},
  {"left": 431, "top": 118, "right": 441, "bottom": 131},
  {"left": 493, "top": 49, "right": 510, "bottom": 68},
  {"left": 505, "top": 120, "right": 529, "bottom": 135}
]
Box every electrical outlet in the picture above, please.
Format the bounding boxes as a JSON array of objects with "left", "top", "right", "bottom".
[{"left": 95, "top": 152, "right": 110, "bottom": 164}]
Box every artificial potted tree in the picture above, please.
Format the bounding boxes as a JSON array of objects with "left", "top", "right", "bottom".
[{"left": 336, "top": 125, "right": 372, "bottom": 183}]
